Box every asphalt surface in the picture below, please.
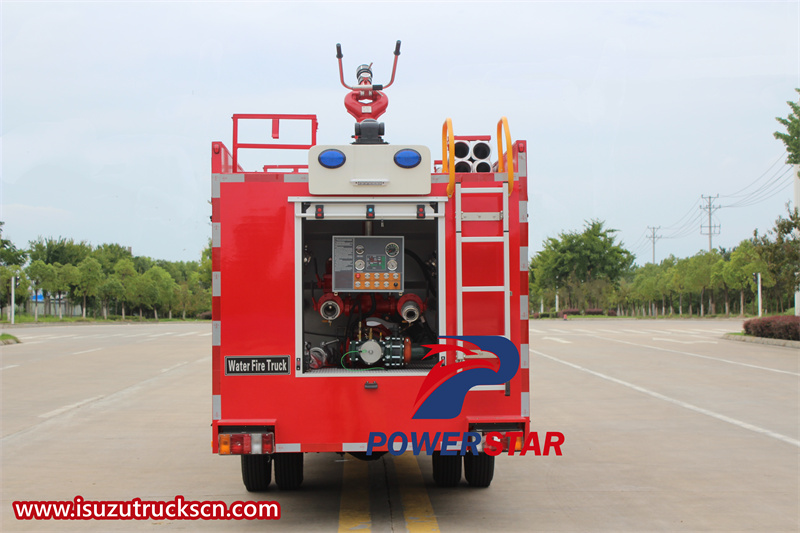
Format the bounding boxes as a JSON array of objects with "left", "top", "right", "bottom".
[{"left": 1, "top": 319, "right": 797, "bottom": 531}]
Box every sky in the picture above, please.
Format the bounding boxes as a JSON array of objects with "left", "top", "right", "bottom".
[{"left": 2, "top": 1, "right": 798, "bottom": 265}]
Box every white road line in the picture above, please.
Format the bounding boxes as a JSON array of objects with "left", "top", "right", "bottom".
[
  {"left": 542, "top": 337, "right": 571, "bottom": 344},
  {"left": 18, "top": 341, "right": 45, "bottom": 346},
  {"left": 652, "top": 337, "right": 718, "bottom": 345},
  {"left": 622, "top": 329, "right": 646, "bottom": 335},
  {"left": 39, "top": 395, "right": 104, "bottom": 419},
  {"left": 529, "top": 328, "right": 546, "bottom": 334},
  {"left": 148, "top": 332, "right": 176, "bottom": 338},
  {"left": 124, "top": 333, "right": 148, "bottom": 338},
  {"left": 199, "top": 333, "right": 212, "bottom": 337},
  {"left": 572, "top": 328, "right": 593, "bottom": 333},
  {"left": 532, "top": 349, "right": 800, "bottom": 448},
  {"left": 597, "top": 329, "right": 620, "bottom": 334},
  {"left": 592, "top": 335, "right": 799, "bottom": 376},
  {"left": 174, "top": 331, "right": 199, "bottom": 337},
  {"left": 1, "top": 364, "right": 19, "bottom": 371},
  {"left": 47, "top": 334, "right": 78, "bottom": 340},
  {"left": 161, "top": 361, "right": 188, "bottom": 373},
  {"left": 72, "top": 348, "right": 102, "bottom": 355}
]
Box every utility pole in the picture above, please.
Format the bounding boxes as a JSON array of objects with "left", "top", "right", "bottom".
[
  {"left": 646, "top": 226, "right": 662, "bottom": 264},
  {"left": 10, "top": 276, "right": 15, "bottom": 325},
  {"left": 700, "top": 194, "right": 720, "bottom": 252}
]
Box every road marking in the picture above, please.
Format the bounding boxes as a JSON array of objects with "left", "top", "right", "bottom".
[
  {"left": 592, "top": 335, "right": 798, "bottom": 376},
  {"left": 72, "top": 348, "right": 102, "bottom": 355},
  {"left": 47, "top": 334, "right": 78, "bottom": 340},
  {"left": 39, "top": 395, "right": 104, "bottom": 419},
  {"left": 652, "top": 337, "right": 717, "bottom": 345},
  {"left": 338, "top": 458, "right": 371, "bottom": 532},
  {"left": 148, "top": 332, "right": 176, "bottom": 338},
  {"left": 174, "top": 331, "right": 199, "bottom": 337},
  {"left": 199, "top": 332, "right": 212, "bottom": 337},
  {"left": 394, "top": 453, "right": 440, "bottom": 533},
  {"left": 529, "top": 328, "right": 546, "bottom": 334},
  {"left": 572, "top": 328, "right": 593, "bottom": 333},
  {"left": 532, "top": 349, "right": 800, "bottom": 448},
  {"left": 622, "top": 329, "right": 646, "bottom": 335},
  {"left": 1, "top": 365, "right": 19, "bottom": 371},
  {"left": 542, "top": 337, "right": 571, "bottom": 344},
  {"left": 161, "top": 362, "right": 188, "bottom": 373},
  {"left": 597, "top": 329, "right": 620, "bottom": 334}
]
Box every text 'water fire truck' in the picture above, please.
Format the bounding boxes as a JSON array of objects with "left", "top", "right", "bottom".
[{"left": 210, "top": 41, "right": 531, "bottom": 490}]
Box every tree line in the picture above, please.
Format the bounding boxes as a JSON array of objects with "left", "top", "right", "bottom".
[
  {"left": 0, "top": 226, "right": 212, "bottom": 321},
  {"left": 529, "top": 207, "right": 799, "bottom": 317}
]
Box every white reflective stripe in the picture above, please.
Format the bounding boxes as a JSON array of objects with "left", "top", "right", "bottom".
[
  {"left": 521, "top": 392, "right": 530, "bottom": 417},
  {"left": 520, "top": 344, "right": 529, "bottom": 369},
  {"left": 517, "top": 152, "right": 528, "bottom": 177},
  {"left": 283, "top": 173, "right": 309, "bottom": 183},
  {"left": 212, "top": 272, "right": 221, "bottom": 297},
  {"left": 212, "top": 223, "right": 221, "bottom": 248},
  {"left": 211, "top": 173, "right": 245, "bottom": 198},
  {"left": 520, "top": 295, "right": 529, "bottom": 320},
  {"left": 520, "top": 247, "right": 529, "bottom": 271},
  {"left": 212, "top": 321, "right": 221, "bottom": 347},
  {"left": 276, "top": 443, "right": 301, "bottom": 453},
  {"left": 519, "top": 201, "right": 528, "bottom": 223},
  {"left": 343, "top": 442, "right": 367, "bottom": 452},
  {"left": 212, "top": 395, "right": 221, "bottom": 420},
  {"left": 470, "top": 384, "right": 505, "bottom": 391}
]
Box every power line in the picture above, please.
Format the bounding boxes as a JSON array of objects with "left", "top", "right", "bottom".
[{"left": 722, "top": 152, "right": 787, "bottom": 198}]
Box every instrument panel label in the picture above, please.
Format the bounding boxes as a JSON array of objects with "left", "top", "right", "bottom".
[{"left": 225, "top": 356, "right": 291, "bottom": 376}]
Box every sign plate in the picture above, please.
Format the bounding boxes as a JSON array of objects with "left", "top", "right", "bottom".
[{"left": 225, "top": 356, "right": 290, "bottom": 376}]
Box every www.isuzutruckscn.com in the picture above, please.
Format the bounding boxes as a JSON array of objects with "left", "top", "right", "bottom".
[{"left": 13, "top": 495, "right": 280, "bottom": 521}]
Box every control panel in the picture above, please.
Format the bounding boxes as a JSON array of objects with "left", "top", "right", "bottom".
[{"left": 332, "top": 236, "right": 404, "bottom": 292}]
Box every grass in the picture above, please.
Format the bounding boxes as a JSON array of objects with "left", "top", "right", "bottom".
[
  {"left": 0, "top": 333, "right": 20, "bottom": 344},
  {"left": 1, "top": 313, "right": 210, "bottom": 325}
]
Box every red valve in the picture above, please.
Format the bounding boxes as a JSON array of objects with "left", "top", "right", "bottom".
[{"left": 344, "top": 89, "right": 389, "bottom": 122}]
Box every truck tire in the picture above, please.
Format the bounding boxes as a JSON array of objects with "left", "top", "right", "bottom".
[
  {"left": 274, "top": 453, "right": 304, "bottom": 490},
  {"left": 463, "top": 452, "right": 494, "bottom": 487},
  {"left": 431, "top": 451, "right": 462, "bottom": 487},
  {"left": 241, "top": 455, "right": 271, "bottom": 492}
]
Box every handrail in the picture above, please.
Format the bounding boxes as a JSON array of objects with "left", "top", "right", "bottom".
[
  {"left": 442, "top": 118, "right": 456, "bottom": 197},
  {"left": 496, "top": 117, "right": 514, "bottom": 195}
]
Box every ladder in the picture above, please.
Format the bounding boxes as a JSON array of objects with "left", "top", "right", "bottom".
[{"left": 455, "top": 182, "right": 510, "bottom": 339}]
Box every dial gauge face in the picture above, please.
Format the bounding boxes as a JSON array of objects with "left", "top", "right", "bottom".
[
  {"left": 355, "top": 244, "right": 365, "bottom": 255},
  {"left": 385, "top": 242, "right": 400, "bottom": 257},
  {"left": 354, "top": 259, "right": 366, "bottom": 271},
  {"left": 387, "top": 259, "right": 398, "bottom": 271}
]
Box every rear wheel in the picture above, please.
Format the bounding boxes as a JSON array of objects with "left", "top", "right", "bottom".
[
  {"left": 241, "top": 455, "right": 271, "bottom": 492},
  {"left": 274, "top": 453, "right": 304, "bottom": 490},
  {"left": 431, "top": 451, "right": 462, "bottom": 487},
  {"left": 464, "top": 452, "right": 494, "bottom": 487}
]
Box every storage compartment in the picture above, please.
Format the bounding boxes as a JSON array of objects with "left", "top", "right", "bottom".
[{"left": 299, "top": 218, "right": 440, "bottom": 375}]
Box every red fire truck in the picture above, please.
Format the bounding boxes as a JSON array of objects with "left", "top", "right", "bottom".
[{"left": 210, "top": 42, "right": 530, "bottom": 490}]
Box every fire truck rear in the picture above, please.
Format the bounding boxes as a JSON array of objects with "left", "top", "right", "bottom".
[{"left": 210, "top": 41, "right": 531, "bottom": 490}]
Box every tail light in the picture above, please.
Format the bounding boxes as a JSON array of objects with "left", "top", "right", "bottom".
[{"left": 219, "top": 432, "right": 274, "bottom": 455}]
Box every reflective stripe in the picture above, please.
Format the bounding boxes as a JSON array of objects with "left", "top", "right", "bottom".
[
  {"left": 519, "top": 201, "right": 528, "bottom": 223},
  {"left": 521, "top": 392, "right": 530, "bottom": 417},
  {"left": 520, "top": 246, "right": 529, "bottom": 271},
  {"left": 520, "top": 296, "right": 529, "bottom": 320},
  {"left": 211, "top": 173, "right": 245, "bottom": 198},
  {"left": 212, "top": 321, "right": 221, "bottom": 347},
  {"left": 212, "top": 395, "right": 221, "bottom": 420},
  {"left": 342, "top": 442, "right": 367, "bottom": 452},
  {"left": 212, "top": 272, "right": 221, "bottom": 297},
  {"left": 520, "top": 344, "right": 529, "bottom": 369},
  {"left": 211, "top": 223, "right": 221, "bottom": 248},
  {"left": 276, "top": 443, "right": 301, "bottom": 453}
]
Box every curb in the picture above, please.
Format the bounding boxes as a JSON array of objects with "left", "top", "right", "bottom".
[{"left": 722, "top": 333, "right": 800, "bottom": 349}]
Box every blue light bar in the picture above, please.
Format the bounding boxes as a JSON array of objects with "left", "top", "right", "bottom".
[
  {"left": 393, "top": 149, "right": 421, "bottom": 169},
  {"left": 318, "top": 149, "right": 346, "bottom": 169}
]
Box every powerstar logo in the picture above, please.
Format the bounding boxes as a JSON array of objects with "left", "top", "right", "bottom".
[{"left": 412, "top": 335, "right": 519, "bottom": 420}]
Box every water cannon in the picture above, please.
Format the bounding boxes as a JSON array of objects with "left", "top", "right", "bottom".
[{"left": 336, "top": 41, "right": 401, "bottom": 143}]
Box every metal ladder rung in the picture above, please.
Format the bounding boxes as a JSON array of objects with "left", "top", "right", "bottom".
[
  {"left": 462, "top": 236, "right": 504, "bottom": 243},
  {"left": 459, "top": 187, "right": 504, "bottom": 194},
  {"left": 462, "top": 286, "right": 505, "bottom": 293}
]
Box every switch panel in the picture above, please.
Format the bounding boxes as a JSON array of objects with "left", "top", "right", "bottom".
[{"left": 332, "top": 236, "right": 404, "bottom": 292}]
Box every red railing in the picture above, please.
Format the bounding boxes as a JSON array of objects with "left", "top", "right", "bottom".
[{"left": 232, "top": 114, "right": 318, "bottom": 172}]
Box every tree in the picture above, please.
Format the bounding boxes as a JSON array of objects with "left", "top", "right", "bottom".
[
  {"left": 113, "top": 258, "right": 138, "bottom": 319},
  {"left": 26, "top": 260, "right": 51, "bottom": 322},
  {"left": 28, "top": 236, "right": 90, "bottom": 266},
  {"left": 76, "top": 257, "right": 103, "bottom": 318},
  {"left": 0, "top": 222, "right": 27, "bottom": 267},
  {"left": 142, "top": 266, "right": 176, "bottom": 320},
  {"left": 59, "top": 263, "right": 80, "bottom": 319},
  {"left": 93, "top": 243, "right": 132, "bottom": 275},
  {"left": 774, "top": 88, "right": 800, "bottom": 164},
  {"left": 97, "top": 276, "right": 124, "bottom": 319}
]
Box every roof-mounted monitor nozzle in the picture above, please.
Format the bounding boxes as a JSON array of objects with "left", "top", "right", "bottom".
[{"left": 336, "top": 41, "right": 401, "bottom": 142}]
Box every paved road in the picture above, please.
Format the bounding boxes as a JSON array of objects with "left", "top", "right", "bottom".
[{"left": 1, "top": 319, "right": 797, "bottom": 531}]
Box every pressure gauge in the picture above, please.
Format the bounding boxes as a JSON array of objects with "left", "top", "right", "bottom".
[
  {"left": 387, "top": 259, "right": 398, "bottom": 271},
  {"left": 355, "top": 244, "right": 365, "bottom": 255},
  {"left": 354, "top": 259, "right": 365, "bottom": 271},
  {"left": 385, "top": 242, "right": 400, "bottom": 257}
]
